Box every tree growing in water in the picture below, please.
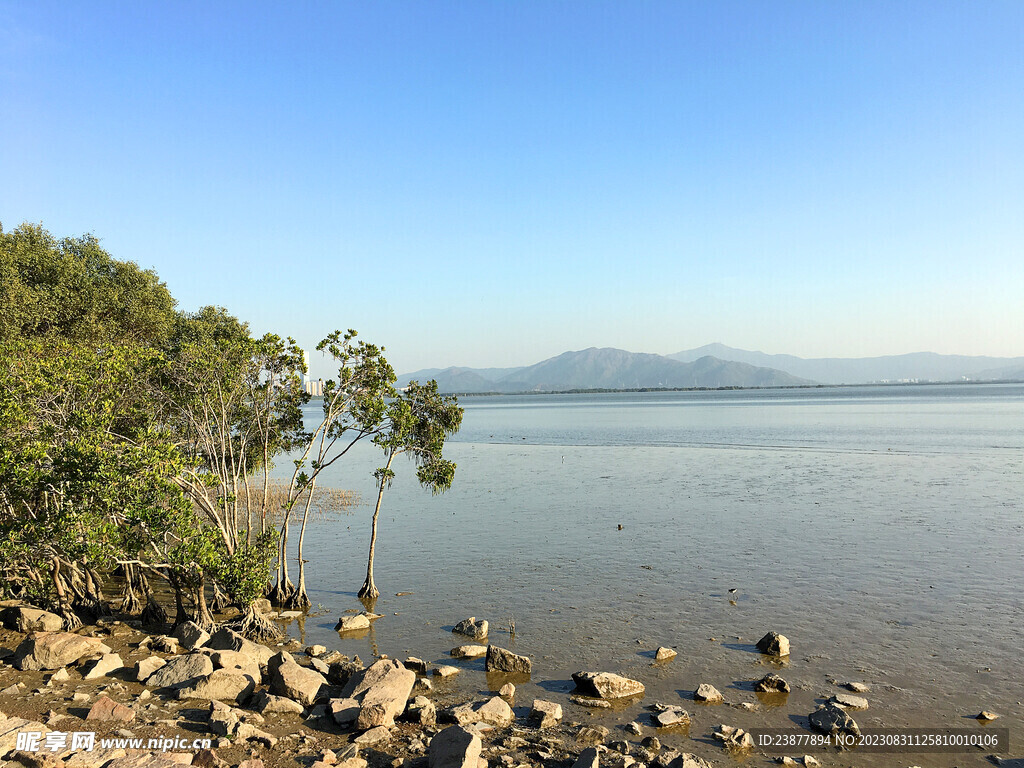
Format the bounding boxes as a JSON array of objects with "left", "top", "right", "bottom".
[{"left": 358, "top": 380, "right": 463, "bottom": 600}]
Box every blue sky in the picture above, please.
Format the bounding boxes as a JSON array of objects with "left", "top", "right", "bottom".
[{"left": 2, "top": 1, "right": 1022, "bottom": 377}]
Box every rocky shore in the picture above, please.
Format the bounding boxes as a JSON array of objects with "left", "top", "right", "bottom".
[{"left": 0, "top": 604, "right": 1006, "bottom": 768}]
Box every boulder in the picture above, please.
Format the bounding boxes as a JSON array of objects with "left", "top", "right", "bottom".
[
  {"left": 210, "top": 650, "right": 261, "bottom": 682},
  {"left": 450, "top": 645, "right": 488, "bottom": 659},
  {"left": 86, "top": 696, "right": 135, "bottom": 722},
  {"left": 177, "top": 669, "right": 256, "bottom": 703},
  {"left": 171, "top": 621, "right": 210, "bottom": 651},
  {"left": 250, "top": 689, "right": 305, "bottom": 715},
  {"left": 353, "top": 726, "right": 390, "bottom": 747},
  {"left": 433, "top": 665, "right": 459, "bottom": 678},
  {"left": 575, "top": 725, "right": 609, "bottom": 746},
  {"left": 485, "top": 646, "right": 531, "bottom": 675},
  {"left": 694, "top": 683, "right": 723, "bottom": 704},
  {"left": 134, "top": 656, "right": 165, "bottom": 682},
  {"left": 473, "top": 696, "right": 513, "bottom": 727},
  {"left": 266, "top": 650, "right": 296, "bottom": 679},
  {"left": 208, "top": 700, "right": 240, "bottom": 736},
  {"left": 755, "top": 631, "right": 790, "bottom": 657},
  {"left": 452, "top": 618, "right": 488, "bottom": 640},
  {"left": 82, "top": 653, "right": 124, "bottom": 680},
  {"left": 528, "top": 699, "right": 562, "bottom": 728},
  {"left": 145, "top": 653, "right": 215, "bottom": 689},
  {"left": 205, "top": 627, "right": 273, "bottom": 667},
  {"left": 572, "top": 671, "right": 644, "bottom": 699},
  {"left": 335, "top": 615, "right": 371, "bottom": 632},
  {"left": 428, "top": 725, "right": 481, "bottom": 768},
  {"left": 809, "top": 703, "right": 860, "bottom": 736},
  {"left": 330, "top": 698, "right": 361, "bottom": 727},
  {"left": 271, "top": 661, "right": 327, "bottom": 707},
  {"left": 404, "top": 657, "right": 428, "bottom": 674},
  {"left": 654, "top": 647, "right": 677, "bottom": 662},
  {"left": 350, "top": 659, "right": 416, "bottom": 730},
  {"left": 0, "top": 716, "right": 50, "bottom": 758},
  {"left": 754, "top": 673, "right": 790, "bottom": 693},
  {"left": 13, "top": 633, "right": 111, "bottom": 671},
  {"left": 1, "top": 606, "right": 63, "bottom": 633},
  {"left": 654, "top": 707, "right": 690, "bottom": 727}
]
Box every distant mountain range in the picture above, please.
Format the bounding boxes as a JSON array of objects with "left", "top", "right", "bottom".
[
  {"left": 399, "top": 343, "right": 1024, "bottom": 394},
  {"left": 667, "top": 343, "right": 1024, "bottom": 385},
  {"left": 400, "top": 347, "right": 811, "bottom": 393}
]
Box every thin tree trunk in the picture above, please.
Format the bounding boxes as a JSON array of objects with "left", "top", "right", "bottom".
[
  {"left": 358, "top": 454, "right": 394, "bottom": 599},
  {"left": 286, "top": 478, "right": 317, "bottom": 611}
]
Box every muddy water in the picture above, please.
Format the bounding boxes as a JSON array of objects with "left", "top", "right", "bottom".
[{"left": 283, "top": 384, "right": 1024, "bottom": 767}]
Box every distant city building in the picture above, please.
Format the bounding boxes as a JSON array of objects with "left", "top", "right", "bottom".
[{"left": 304, "top": 378, "right": 324, "bottom": 397}]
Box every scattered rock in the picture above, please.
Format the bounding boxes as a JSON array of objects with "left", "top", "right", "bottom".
[
  {"left": 306, "top": 644, "right": 327, "bottom": 657},
  {"left": 1, "top": 606, "right": 64, "bottom": 633},
  {"left": 134, "top": 656, "right": 165, "bottom": 682},
  {"left": 86, "top": 696, "right": 135, "bottom": 722},
  {"left": 171, "top": 621, "right": 210, "bottom": 651},
  {"left": 803, "top": 757, "right": 821, "bottom": 767},
  {"left": 82, "top": 653, "right": 123, "bottom": 680},
  {"left": 452, "top": 617, "right": 488, "bottom": 640},
  {"left": 809, "top": 703, "right": 860, "bottom": 737},
  {"left": 474, "top": 696, "right": 514, "bottom": 727},
  {"left": 50, "top": 668, "right": 70, "bottom": 683},
  {"left": 498, "top": 683, "right": 515, "bottom": 698},
  {"left": 13, "top": 632, "right": 111, "bottom": 671},
  {"left": 330, "top": 698, "right": 361, "bottom": 727},
  {"left": 145, "top": 653, "right": 215, "bottom": 689},
  {"left": 694, "top": 683, "right": 723, "bottom": 703},
  {"left": 571, "top": 747, "right": 600, "bottom": 768},
  {"left": 569, "top": 695, "right": 611, "bottom": 708},
  {"left": 404, "top": 696, "right": 437, "bottom": 726},
  {"left": 845, "top": 681, "right": 870, "bottom": 693},
  {"left": 450, "top": 645, "right": 488, "bottom": 659},
  {"left": 352, "top": 660, "right": 416, "bottom": 730},
  {"left": 250, "top": 689, "right": 305, "bottom": 715},
  {"left": 830, "top": 693, "right": 869, "bottom": 710},
  {"left": 485, "top": 645, "right": 531, "bottom": 675},
  {"left": 977, "top": 710, "right": 1000, "bottom": 721},
  {"left": 209, "top": 650, "right": 261, "bottom": 682},
  {"left": 654, "top": 647, "right": 677, "bottom": 662},
  {"left": 575, "top": 725, "right": 609, "bottom": 746},
  {"left": 434, "top": 665, "right": 460, "bottom": 678},
  {"left": 428, "top": 725, "right": 481, "bottom": 768},
  {"left": 405, "top": 657, "right": 428, "bottom": 674},
  {"left": 654, "top": 707, "right": 690, "bottom": 727},
  {"left": 335, "top": 615, "right": 371, "bottom": 632},
  {"left": 713, "top": 724, "right": 754, "bottom": 749},
  {"left": 271, "top": 660, "right": 326, "bottom": 706},
  {"left": 523, "top": 699, "right": 560, "bottom": 728},
  {"left": 572, "top": 671, "right": 644, "bottom": 699},
  {"left": 205, "top": 627, "right": 273, "bottom": 667},
  {"left": 754, "top": 673, "right": 790, "bottom": 693},
  {"left": 177, "top": 669, "right": 257, "bottom": 703},
  {"left": 756, "top": 631, "right": 790, "bottom": 657}
]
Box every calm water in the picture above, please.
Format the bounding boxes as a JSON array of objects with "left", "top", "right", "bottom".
[{"left": 281, "top": 384, "right": 1023, "bottom": 767}]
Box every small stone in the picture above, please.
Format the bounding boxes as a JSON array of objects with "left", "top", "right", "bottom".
[
  {"left": 654, "top": 647, "right": 676, "bottom": 662},
  {"left": 694, "top": 683, "right": 723, "bottom": 703},
  {"left": 86, "top": 695, "right": 135, "bottom": 722},
  {"left": 755, "top": 631, "right": 790, "bottom": 657},
  {"left": 429, "top": 725, "right": 481, "bottom": 768},
  {"left": 474, "top": 696, "right": 514, "bottom": 727},
  {"left": 528, "top": 699, "right": 562, "bottom": 728},
  {"left": 575, "top": 726, "right": 609, "bottom": 746},
  {"left": 354, "top": 726, "right": 391, "bottom": 747},
  {"left": 627, "top": 721, "right": 643, "bottom": 735},
  {"left": 845, "top": 681, "right": 870, "bottom": 692},
  {"left": 498, "top": 683, "right": 515, "bottom": 698},
  {"left": 713, "top": 724, "right": 754, "bottom": 749},
  {"left": 405, "top": 657, "right": 428, "bottom": 674},
  {"left": 571, "top": 671, "right": 644, "bottom": 699},
  {"left": 485, "top": 646, "right": 531, "bottom": 675},
  {"left": 803, "top": 757, "right": 821, "bottom": 767},
  {"left": 450, "top": 645, "right": 488, "bottom": 659},
  {"left": 569, "top": 695, "right": 611, "bottom": 708},
  {"left": 453, "top": 617, "right": 488, "bottom": 640},
  {"left": 336, "top": 614, "right": 371, "bottom": 632},
  {"left": 655, "top": 707, "right": 690, "bottom": 727},
  {"left": 83, "top": 653, "right": 124, "bottom": 680},
  {"left": 977, "top": 710, "right": 1000, "bottom": 721},
  {"left": 754, "top": 673, "right": 790, "bottom": 693},
  {"left": 434, "top": 665, "right": 460, "bottom": 678},
  {"left": 830, "top": 693, "right": 869, "bottom": 710},
  {"left": 306, "top": 645, "right": 327, "bottom": 657},
  {"left": 809, "top": 703, "right": 860, "bottom": 736},
  {"left": 50, "top": 668, "right": 70, "bottom": 683}
]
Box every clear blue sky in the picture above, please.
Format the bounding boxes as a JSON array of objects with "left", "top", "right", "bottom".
[{"left": 2, "top": 1, "right": 1022, "bottom": 377}]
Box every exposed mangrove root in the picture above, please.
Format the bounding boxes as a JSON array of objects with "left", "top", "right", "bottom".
[
  {"left": 140, "top": 594, "right": 168, "bottom": 627},
  {"left": 226, "top": 605, "right": 283, "bottom": 643},
  {"left": 282, "top": 585, "right": 310, "bottom": 612},
  {"left": 268, "top": 579, "right": 294, "bottom": 607},
  {"left": 209, "top": 580, "right": 231, "bottom": 613}
]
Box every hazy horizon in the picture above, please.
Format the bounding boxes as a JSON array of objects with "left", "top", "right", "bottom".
[{"left": 3, "top": 2, "right": 1022, "bottom": 379}]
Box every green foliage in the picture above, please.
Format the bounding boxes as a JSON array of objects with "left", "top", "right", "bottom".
[
  {"left": 212, "top": 531, "right": 279, "bottom": 606},
  {"left": 0, "top": 222, "right": 177, "bottom": 345}
]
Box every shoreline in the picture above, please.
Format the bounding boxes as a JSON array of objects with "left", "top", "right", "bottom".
[{"left": 0, "top": 603, "right": 1014, "bottom": 768}]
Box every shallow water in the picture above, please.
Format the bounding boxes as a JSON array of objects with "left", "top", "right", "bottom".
[{"left": 281, "top": 384, "right": 1024, "bottom": 766}]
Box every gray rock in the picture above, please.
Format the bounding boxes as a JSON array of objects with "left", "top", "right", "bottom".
[
  {"left": 428, "top": 725, "right": 482, "bottom": 768},
  {"left": 145, "top": 653, "right": 214, "bottom": 689},
  {"left": 498, "top": 683, "right": 515, "bottom": 698},
  {"left": 205, "top": 627, "right": 273, "bottom": 667},
  {"left": 654, "top": 647, "right": 677, "bottom": 662},
  {"left": 655, "top": 707, "right": 690, "bottom": 727},
  {"left": 809, "top": 703, "right": 860, "bottom": 736},
  {"left": 210, "top": 650, "right": 262, "bottom": 682},
  {"left": 452, "top": 617, "right": 488, "bottom": 640},
  {"left": 845, "top": 681, "right": 870, "bottom": 693},
  {"left": 266, "top": 650, "right": 296, "bottom": 679},
  {"left": 433, "top": 665, "right": 460, "bottom": 678},
  {"left": 569, "top": 694, "right": 612, "bottom": 708},
  {"left": 713, "top": 724, "right": 754, "bottom": 749},
  {"left": 271, "top": 661, "right": 327, "bottom": 707},
  {"left": 575, "top": 725, "right": 609, "bottom": 746},
  {"left": 306, "top": 644, "right": 327, "bottom": 657},
  {"left": 177, "top": 669, "right": 257, "bottom": 703},
  {"left": 485, "top": 645, "right": 532, "bottom": 675},
  {"left": 354, "top": 725, "right": 391, "bottom": 747},
  {"left": 755, "top": 631, "right": 790, "bottom": 657},
  {"left": 1, "top": 605, "right": 64, "bottom": 633},
  {"left": 330, "top": 697, "right": 361, "bottom": 727},
  {"left": 572, "top": 671, "right": 645, "bottom": 699},
  {"left": 83, "top": 653, "right": 124, "bottom": 680},
  {"left": 694, "top": 683, "right": 723, "bottom": 703},
  {"left": 207, "top": 700, "right": 239, "bottom": 736},
  {"left": 528, "top": 699, "right": 562, "bottom": 728},
  {"left": 754, "top": 673, "right": 790, "bottom": 693},
  {"left": 405, "top": 657, "right": 428, "bottom": 674},
  {"left": 13, "top": 632, "right": 111, "bottom": 671},
  {"left": 171, "top": 621, "right": 210, "bottom": 651},
  {"left": 351, "top": 659, "right": 416, "bottom": 730}
]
